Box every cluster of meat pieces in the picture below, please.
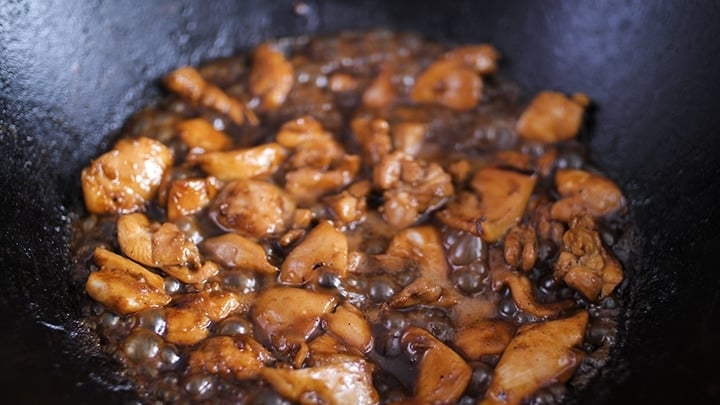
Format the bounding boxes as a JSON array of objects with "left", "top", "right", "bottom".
[{"left": 80, "top": 32, "right": 626, "bottom": 405}]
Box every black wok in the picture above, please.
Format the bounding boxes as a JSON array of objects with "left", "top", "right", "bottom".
[{"left": 1, "top": 0, "right": 719, "bottom": 403}]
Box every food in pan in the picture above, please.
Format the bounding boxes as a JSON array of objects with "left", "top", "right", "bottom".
[{"left": 73, "top": 30, "right": 630, "bottom": 404}]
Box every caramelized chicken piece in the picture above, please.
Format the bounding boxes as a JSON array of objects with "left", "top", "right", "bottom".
[
  {"left": 209, "top": 179, "right": 296, "bottom": 239},
  {"left": 350, "top": 116, "right": 393, "bottom": 165},
  {"left": 166, "top": 177, "right": 221, "bottom": 221},
  {"left": 443, "top": 44, "right": 500, "bottom": 75},
  {"left": 86, "top": 248, "right": 170, "bottom": 315},
  {"left": 188, "top": 336, "right": 273, "bottom": 379},
  {"left": 516, "top": 91, "right": 589, "bottom": 143},
  {"left": 503, "top": 224, "right": 537, "bottom": 272},
  {"left": 81, "top": 137, "right": 172, "bottom": 214},
  {"left": 249, "top": 43, "right": 294, "bottom": 110},
  {"left": 455, "top": 320, "right": 515, "bottom": 360},
  {"left": 323, "top": 302, "right": 374, "bottom": 353},
  {"left": 201, "top": 233, "right": 277, "bottom": 275},
  {"left": 280, "top": 221, "right": 348, "bottom": 285},
  {"left": 362, "top": 67, "right": 396, "bottom": 109},
  {"left": 401, "top": 326, "right": 472, "bottom": 404},
  {"left": 165, "top": 290, "right": 244, "bottom": 345},
  {"left": 116, "top": 213, "right": 218, "bottom": 284},
  {"left": 390, "top": 121, "right": 426, "bottom": 157},
  {"left": 384, "top": 226, "right": 460, "bottom": 308},
  {"left": 285, "top": 155, "right": 361, "bottom": 203},
  {"left": 324, "top": 188, "right": 368, "bottom": 226},
  {"left": 275, "top": 115, "right": 332, "bottom": 148},
  {"left": 252, "top": 287, "right": 337, "bottom": 352},
  {"left": 165, "top": 66, "right": 256, "bottom": 125},
  {"left": 437, "top": 167, "right": 536, "bottom": 242},
  {"left": 496, "top": 150, "right": 532, "bottom": 171},
  {"left": 176, "top": 118, "right": 232, "bottom": 152},
  {"left": 194, "top": 142, "right": 287, "bottom": 181},
  {"left": 306, "top": 334, "right": 358, "bottom": 366},
  {"left": 374, "top": 151, "right": 454, "bottom": 228},
  {"left": 262, "top": 358, "right": 379, "bottom": 405},
  {"left": 551, "top": 169, "right": 624, "bottom": 222},
  {"left": 495, "top": 271, "right": 573, "bottom": 318},
  {"left": 411, "top": 60, "right": 482, "bottom": 110},
  {"left": 529, "top": 198, "right": 565, "bottom": 245},
  {"left": 481, "top": 311, "right": 589, "bottom": 405},
  {"left": 554, "top": 215, "right": 624, "bottom": 301}
]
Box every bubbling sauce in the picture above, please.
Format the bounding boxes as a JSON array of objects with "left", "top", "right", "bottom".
[{"left": 72, "top": 30, "right": 631, "bottom": 404}]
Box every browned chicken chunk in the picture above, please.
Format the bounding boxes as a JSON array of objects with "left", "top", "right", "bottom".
[
  {"left": 166, "top": 290, "right": 244, "bottom": 345},
  {"left": 251, "top": 287, "right": 337, "bottom": 352},
  {"left": 455, "top": 320, "right": 515, "bottom": 360},
  {"left": 280, "top": 221, "right": 348, "bottom": 285},
  {"left": 249, "top": 43, "right": 294, "bottom": 110},
  {"left": 166, "top": 177, "right": 221, "bottom": 221},
  {"left": 323, "top": 302, "right": 374, "bottom": 353},
  {"left": 438, "top": 167, "right": 536, "bottom": 242},
  {"left": 176, "top": 118, "right": 232, "bottom": 152},
  {"left": 401, "top": 326, "right": 472, "bottom": 404},
  {"left": 262, "top": 358, "right": 379, "bottom": 405},
  {"left": 81, "top": 137, "right": 172, "bottom": 214},
  {"left": 201, "top": 233, "right": 277, "bottom": 275},
  {"left": 481, "top": 311, "right": 589, "bottom": 405},
  {"left": 411, "top": 60, "right": 482, "bottom": 111},
  {"left": 86, "top": 248, "right": 170, "bottom": 315},
  {"left": 194, "top": 142, "right": 287, "bottom": 181},
  {"left": 554, "top": 215, "right": 624, "bottom": 301},
  {"left": 188, "top": 336, "right": 273, "bottom": 379},
  {"left": 503, "top": 224, "right": 538, "bottom": 272},
  {"left": 443, "top": 44, "right": 500, "bottom": 75},
  {"left": 551, "top": 169, "right": 625, "bottom": 222},
  {"left": 165, "top": 66, "right": 256, "bottom": 125},
  {"left": 209, "top": 179, "right": 296, "bottom": 239},
  {"left": 517, "top": 91, "right": 589, "bottom": 143},
  {"left": 374, "top": 151, "right": 454, "bottom": 228}
]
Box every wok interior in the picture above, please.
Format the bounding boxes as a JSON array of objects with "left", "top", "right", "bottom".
[{"left": 1, "top": 0, "right": 718, "bottom": 403}]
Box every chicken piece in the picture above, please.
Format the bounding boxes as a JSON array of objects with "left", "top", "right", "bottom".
[
  {"left": 350, "top": 116, "right": 393, "bottom": 165},
  {"left": 503, "top": 224, "right": 537, "bottom": 272},
  {"left": 251, "top": 287, "right": 337, "bottom": 352},
  {"left": 455, "top": 320, "right": 515, "bottom": 360},
  {"left": 81, "top": 137, "right": 172, "bottom": 214},
  {"left": 536, "top": 148, "right": 558, "bottom": 178},
  {"left": 249, "top": 43, "right": 294, "bottom": 110},
  {"left": 516, "top": 91, "right": 589, "bottom": 143},
  {"left": 529, "top": 198, "right": 565, "bottom": 246},
  {"left": 165, "top": 290, "right": 244, "bottom": 345},
  {"left": 188, "top": 336, "right": 273, "bottom": 379},
  {"left": 285, "top": 155, "right": 361, "bottom": 203},
  {"left": 495, "top": 271, "right": 573, "bottom": 319},
  {"left": 323, "top": 302, "right": 374, "bottom": 353},
  {"left": 176, "top": 118, "right": 232, "bottom": 152},
  {"left": 166, "top": 177, "right": 221, "bottom": 221},
  {"left": 323, "top": 188, "right": 368, "bottom": 225},
  {"left": 328, "top": 72, "right": 359, "bottom": 92},
  {"left": 481, "top": 311, "right": 589, "bottom": 405},
  {"left": 373, "top": 151, "right": 454, "bottom": 228},
  {"left": 437, "top": 167, "right": 536, "bottom": 242},
  {"left": 443, "top": 44, "right": 500, "bottom": 75},
  {"left": 362, "top": 67, "right": 396, "bottom": 109},
  {"left": 391, "top": 121, "right": 426, "bottom": 157},
  {"left": 287, "top": 138, "right": 346, "bottom": 171},
  {"left": 401, "top": 326, "right": 472, "bottom": 404},
  {"left": 201, "top": 233, "right": 277, "bottom": 275},
  {"left": 117, "top": 214, "right": 200, "bottom": 268},
  {"left": 280, "top": 221, "right": 348, "bottom": 286},
  {"left": 86, "top": 248, "right": 170, "bottom": 315},
  {"left": 551, "top": 169, "right": 624, "bottom": 222},
  {"left": 165, "top": 66, "right": 256, "bottom": 125},
  {"left": 411, "top": 60, "right": 481, "bottom": 111},
  {"left": 384, "top": 226, "right": 460, "bottom": 308},
  {"left": 116, "top": 213, "right": 217, "bottom": 284},
  {"left": 209, "top": 179, "right": 296, "bottom": 239},
  {"left": 194, "top": 142, "right": 287, "bottom": 181},
  {"left": 448, "top": 159, "right": 472, "bottom": 184},
  {"left": 261, "top": 358, "right": 379, "bottom": 405},
  {"left": 554, "top": 215, "right": 624, "bottom": 301},
  {"left": 275, "top": 115, "right": 332, "bottom": 148},
  {"left": 307, "top": 334, "right": 358, "bottom": 366}
]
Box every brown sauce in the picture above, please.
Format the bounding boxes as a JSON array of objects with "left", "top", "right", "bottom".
[{"left": 72, "top": 30, "right": 631, "bottom": 404}]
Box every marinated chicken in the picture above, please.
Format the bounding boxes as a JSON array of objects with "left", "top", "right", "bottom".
[{"left": 74, "top": 30, "right": 631, "bottom": 404}]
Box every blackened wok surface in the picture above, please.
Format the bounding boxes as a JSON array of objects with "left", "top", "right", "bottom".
[{"left": 1, "top": 1, "right": 719, "bottom": 403}]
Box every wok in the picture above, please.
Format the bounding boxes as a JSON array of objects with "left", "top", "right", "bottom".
[{"left": 1, "top": 0, "right": 719, "bottom": 403}]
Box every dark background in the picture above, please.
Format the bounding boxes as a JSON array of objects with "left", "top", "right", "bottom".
[{"left": 1, "top": 0, "right": 719, "bottom": 403}]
